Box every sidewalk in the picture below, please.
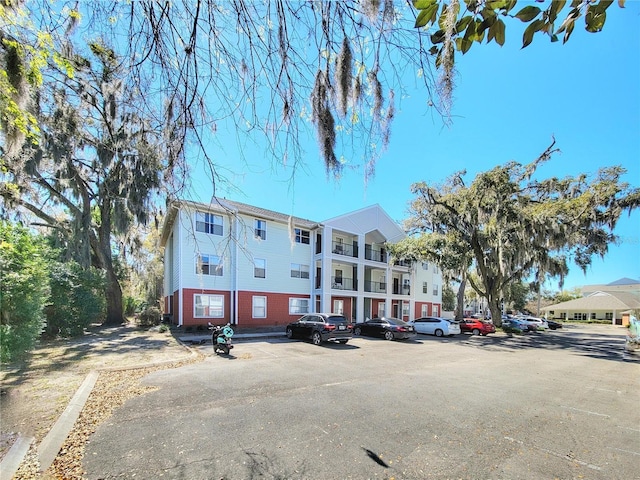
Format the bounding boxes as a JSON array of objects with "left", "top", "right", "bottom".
[{"left": 175, "top": 325, "right": 286, "bottom": 344}]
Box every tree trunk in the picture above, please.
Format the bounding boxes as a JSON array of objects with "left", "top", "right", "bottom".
[
  {"left": 104, "top": 266, "right": 125, "bottom": 325},
  {"left": 455, "top": 277, "right": 466, "bottom": 321},
  {"left": 486, "top": 290, "right": 503, "bottom": 327}
]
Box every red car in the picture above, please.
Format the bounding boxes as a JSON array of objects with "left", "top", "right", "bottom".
[{"left": 460, "top": 318, "right": 496, "bottom": 336}]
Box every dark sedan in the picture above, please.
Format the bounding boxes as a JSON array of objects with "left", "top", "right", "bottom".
[
  {"left": 286, "top": 313, "right": 352, "bottom": 345},
  {"left": 353, "top": 317, "right": 416, "bottom": 340},
  {"left": 546, "top": 319, "right": 564, "bottom": 330}
]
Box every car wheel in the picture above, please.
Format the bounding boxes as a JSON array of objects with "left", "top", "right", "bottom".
[
  {"left": 312, "top": 331, "right": 322, "bottom": 346},
  {"left": 384, "top": 330, "right": 394, "bottom": 341},
  {"left": 472, "top": 328, "right": 480, "bottom": 335},
  {"left": 286, "top": 327, "right": 293, "bottom": 339},
  {"left": 354, "top": 326, "right": 362, "bottom": 336},
  {"left": 435, "top": 329, "right": 444, "bottom": 337}
]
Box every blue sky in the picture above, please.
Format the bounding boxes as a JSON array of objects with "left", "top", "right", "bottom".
[{"left": 188, "top": 3, "right": 640, "bottom": 292}]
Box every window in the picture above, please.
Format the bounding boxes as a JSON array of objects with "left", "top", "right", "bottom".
[
  {"left": 291, "top": 263, "right": 310, "bottom": 279},
  {"left": 255, "top": 219, "right": 267, "bottom": 240},
  {"left": 197, "top": 254, "right": 223, "bottom": 276},
  {"left": 295, "top": 228, "right": 310, "bottom": 244},
  {"left": 423, "top": 282, "right": 428, "bottom": 294},
  {"left": 433, "top": 264, "right": 438, "bottom": 273},
  {"left": 422, "top": 262, "right": 429, "bottom": 270},
  {"left": 402, "top": 302, "right": 409, "bottom": 316},
  {"left": 421, "top": 304, "right": 429, "bottom": 317},
  {"left": 254, "top": 258, "right": 266, "bottom": 278},
  {"left": 194, "top": 294, "right": 224, "bottom": 318},
  {"left": 432, "top": 305, "right": 440, "bottom": 316},
  {"left": 333, "top": 299, "right": 344, "bottom": 315},
  {"left": 605, "top": 312, "right": 613, "bottom": 320},
  {"left": 289, "top": 298, "right": 309, "bottom": 315},
  {"left": 252, "top": 296, "right": 266, "bottom": 318},
  {"left": 195, "top": 211, "right": 223, "bottom": 235},
  {"left": 432, "top": 284, "right": 438, "bottom": 296}
]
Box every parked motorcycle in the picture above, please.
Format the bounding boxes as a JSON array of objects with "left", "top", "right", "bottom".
[{"left": 208, "top": 322, "right": 234, "bottom": 355}]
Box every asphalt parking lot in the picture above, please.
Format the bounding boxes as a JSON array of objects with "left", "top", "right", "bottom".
[{"left": 84, "top": 325, "right": 639, "bottom": 479}]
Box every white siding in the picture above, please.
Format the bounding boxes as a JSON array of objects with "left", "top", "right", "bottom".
[{"left": 233, "top": 213, "right": 312, "bottom": 294}]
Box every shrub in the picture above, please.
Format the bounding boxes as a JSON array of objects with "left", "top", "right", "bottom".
[
  {"left": 44, "top": 263, "right": 106, "bottom": 337},
  {"left": 0, "top": 222, "right": 49, "bottom": 362},
  {"left": 136, "top": 306, "right": 161, "bottom": 327}
]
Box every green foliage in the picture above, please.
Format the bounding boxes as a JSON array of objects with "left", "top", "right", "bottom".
[
  {"left": 442, "top": 284, "right": 457, "bottom": 311},
  {"left": 44, "top": 262, "right": 106, "bottom": 337},
  {"left": 136, "top": 306, "right": 161, "bottom": 328},
  {"left": 505, "top": 282, "right": 531, "bottom": 311},
  {"left": 414, "top": 0, "right": 622, "bottom": 56},
  {"left": 0, "top": 221, "right": 49, "bottom": 362},
  {"left": 402, "top": 142, "right": 639, "bottom": 326}
]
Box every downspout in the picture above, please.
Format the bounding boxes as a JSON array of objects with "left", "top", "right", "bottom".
[
  {"left": 233, "top": 214, "right": 239, "bottom": 326},
  {"left": 177, "top": 209, "right": 183, "bottom": 327}
]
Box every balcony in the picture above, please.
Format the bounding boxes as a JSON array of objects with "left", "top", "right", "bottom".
[
  {"left": 332, "top": 241, "right": 357, "bottom": 258},
  {"left": 364, "top": 280, "right": 387, "bottom": 293},
  {"left": 331, "top": 276, "right": 356, "bottom": 291},
  {"left": 364, "top": 245, "right": 387, "bottom": 263},
  {"left": 393, "top": 284, "right": 411, "bottom": 295}
]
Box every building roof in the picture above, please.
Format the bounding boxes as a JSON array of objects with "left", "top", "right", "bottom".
[
  {"left": 606, "top": 277, "right": 640, "bottom": 286},
  {"left": 542, "top": 291, "right": 640, "bottom": 312},
  {"left": 160, "top": 198, "right": 319, "bottom": 247}
]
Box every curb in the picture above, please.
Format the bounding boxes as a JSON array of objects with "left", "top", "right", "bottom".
[
  {"left": 0, "top": 435, "right": 34, "bottom": 480},
  {"left": 38, "top": 370, "right": 100, "bottom": 471}
]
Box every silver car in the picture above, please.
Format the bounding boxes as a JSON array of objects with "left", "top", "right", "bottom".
[{"left": 409, "top": 317, "right": 461, "bottom": 337}]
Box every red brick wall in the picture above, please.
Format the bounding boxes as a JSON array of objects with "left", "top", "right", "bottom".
[
  {"left": 181, "top": 288, "right": 231, "bottom": 327},
  {"left": 330, "top": 296, "right": 353, "bottom": 322},
  {"left": 237, "top": 291, "right": 310, "bottom": 328},
  {"left": 415, "top": 302, "right": 432, "bottom": 318}
]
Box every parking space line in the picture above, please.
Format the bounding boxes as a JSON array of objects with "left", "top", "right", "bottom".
[
  {"left": 608, "top": 447, "right": 640, "bottom": 456},
  {"left": 504, "top": 436, "right": 602, "bottom": 471},
  {"left": 561, "top": 406, "right": 610, "bottom": 417}
]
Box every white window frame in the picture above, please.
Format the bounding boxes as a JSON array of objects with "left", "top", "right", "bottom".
[
  {"left": 402, "top": 301, "right": 410, "bottom": 317},
  {"left": 194, "top": 294, "right": 224, "bottom": 318},
  {"left": 432, "top": 284, "right": 438, "bottom": 296},
  {"left": 289, "top": 298, "right": 310, "bottom": 315},
  {"left": 195, "top": 211, "right": 223, "bottom": 235},
  {"left": 254, "top": 258, "right": 266, "bottom": 278},
  {"left": 421, "top": 304, "right": 429, "bottom": 317},
  {"left": 432, "top": 304, "right": 440, "bottom": 316},
  {"left": 255, "top": 219, "right": 267, "bottom": 240},
  {"left": 252, "top": 296, "right": 267, "bottom": 318},
  {"left": 196, "top": 253, "right": 223, "bottom": 276},
  {"left": 295, "top": 228, "right": 310, "bottom": 244},
  {"left": 291, "top": 263, "right": 310, "bottom": 279}
]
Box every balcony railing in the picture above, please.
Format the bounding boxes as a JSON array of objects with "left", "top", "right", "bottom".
[
  {"left": 365, "top": 246, "right": 387, "bottom": 263},
  {"left": 364, "top": 280, "right": 387, "bottom": 293},
  {"left": 331, "top": 276, "right": 356, "bottom": 291},
  {"left": 332, "top": 241, "right": 357, "bottom": 257},
  {"left": 392, "top": 285, "right": 411, "bottom": 295}
]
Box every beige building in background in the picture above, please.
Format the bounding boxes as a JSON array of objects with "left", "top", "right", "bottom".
[{"left": 542, "top": 278, "right": 640, "bottom": 325}]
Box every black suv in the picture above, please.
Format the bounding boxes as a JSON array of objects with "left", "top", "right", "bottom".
[{"left": 286, "top": 313, "right": 353, "bottom": 345}]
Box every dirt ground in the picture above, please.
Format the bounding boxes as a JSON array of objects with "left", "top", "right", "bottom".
[{"left": 0, "top": 324, "right": 202, "bottom": 478}]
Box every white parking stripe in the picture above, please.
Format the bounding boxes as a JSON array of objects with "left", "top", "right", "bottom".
[
  {"left": 561, "top": 406, "right": 611, "bottom": 417},
  {"left": 504, "top": 436, "right": 602, "bottom": 471}
]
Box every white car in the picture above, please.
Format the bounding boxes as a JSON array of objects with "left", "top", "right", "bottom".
[
  {"left": 518, "top": 316, "right": 548, "bottom": 332},
  {"left": 409, "top": 317, "right": 461, "bottom": 337}
]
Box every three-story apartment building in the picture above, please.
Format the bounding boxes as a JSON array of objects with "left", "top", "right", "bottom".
[{"left": 160, "top": 198, "right": 442, "bottom": 328}]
